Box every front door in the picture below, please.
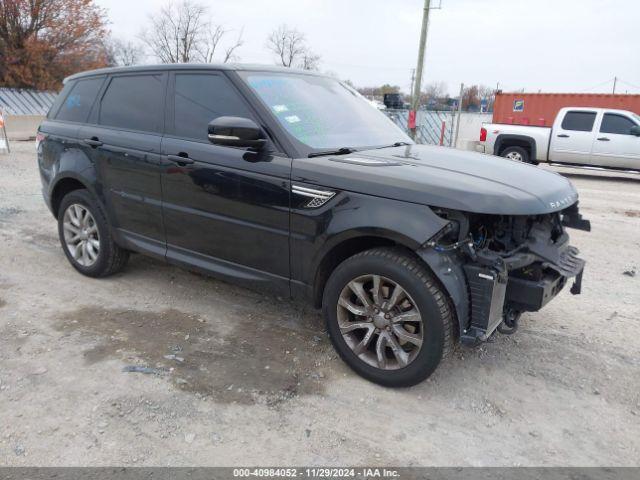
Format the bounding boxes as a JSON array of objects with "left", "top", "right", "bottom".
[
  {"left": 591, "top": 112, "right": 640, "bottom": 170},
  {"left": 80, "top": 72, "right": 167, "bottom": 257},
  {"left": 549, "top": 110, "right": 597, "bottom": 164},
  {"left": 160, "top": 71, "right": 292, "bottom": 295}
]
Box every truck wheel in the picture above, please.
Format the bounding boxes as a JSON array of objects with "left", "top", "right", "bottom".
[
  {"left": 502, "top": 146, "right": 533, "bottom": 164},
  {"left": 58, "top": 189, "right": 129, "bottom": 278},
  {"left": 322, "top": 247, "right": 454, "bottom": 387}
]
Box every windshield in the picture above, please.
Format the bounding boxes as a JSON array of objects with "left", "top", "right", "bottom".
[{"left": 240, "top": 72, "right": 412, "bottom": 151}]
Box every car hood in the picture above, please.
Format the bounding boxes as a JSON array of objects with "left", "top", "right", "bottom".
[{"left": 292, "top": 144, "right": 578, "bottom": 215}]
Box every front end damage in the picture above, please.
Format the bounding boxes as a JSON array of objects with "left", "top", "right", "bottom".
[{"left": 419, "top": 203, "right": 590, "bottom": 344}]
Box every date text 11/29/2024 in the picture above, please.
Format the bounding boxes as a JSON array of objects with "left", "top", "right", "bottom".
[{"left": 233, "top": 468, "right": 400, "bottom": 478}]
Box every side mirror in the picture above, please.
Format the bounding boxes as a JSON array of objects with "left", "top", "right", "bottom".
[
  {"left": 630, "top": 125, "right": 640, "bottom": 137},
  {"left": 208, "top": 116, "right": 267, "bottom": 149}
]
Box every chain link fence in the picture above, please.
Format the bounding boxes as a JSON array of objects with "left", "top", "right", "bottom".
[{"left": 384, "top": 109, "right": 456, "bottom": 146}]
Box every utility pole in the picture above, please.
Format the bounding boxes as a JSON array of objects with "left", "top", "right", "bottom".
[
  {"left": 409, "top": 0, "right": 432, "bottom": 140},
  {"left": 613, "top": 76, "right": 617, "bottom": 94},
  {"left": 410, "top": 69, "right": 416, "bottom": 103}
]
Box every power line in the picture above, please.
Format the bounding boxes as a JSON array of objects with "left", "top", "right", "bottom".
[
  {"left": 578, "top": 78, "right": 616, "bottom": 93},
  {"left": 617, "top": 78, "right": 640, "bottom": 91}
]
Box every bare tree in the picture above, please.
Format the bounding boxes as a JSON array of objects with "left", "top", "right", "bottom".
[
  {"left": 106, "top": 38, "right": 145, "bottom": 66},
  {"left": 222, "top": 28, "right": 244, "bottom": 63},
  {"left": 140, "top": 1, "right": 205, "bottom": 63},
  {"left": 140, "top": 0, "right": 243, "bottom": 64},
  {"left": 197, "top": 24, "right": 226, "bottom": 63},
  {"left": 300, "top": 52, "right": 321, "bottom": 71},
  {"left": 423, "top": 81, "right": 447, "bottom": 100},
  {"left": 266, "top": 24, "right": 320, "bottom": 70}
]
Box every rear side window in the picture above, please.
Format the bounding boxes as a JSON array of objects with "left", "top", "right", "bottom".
[
  {"left": 99, "top": 75, "right": 164, "bottom": 133},
  {"left": 55, "top": 77, "right": 104, "bottom": 123},
  {"left": 600, "top": 114, "right": 636, "bottom": 135},
  {"left": 173, "top": 73, "right": 253, "bottom": 141},
  {"left": 561, "top": 111, "right": 596, "bottom": 132}
]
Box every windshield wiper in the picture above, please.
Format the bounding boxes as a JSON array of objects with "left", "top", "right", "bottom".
[
  {"left": 308, "top": 147, "right": 357, "bottom": 158},
  {"left": 373, "top": 141, "right": 412, "bottom": 150}
]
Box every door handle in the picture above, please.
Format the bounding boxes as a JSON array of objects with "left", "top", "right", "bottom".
[
  {"left": 167, "top": 154, "right": 195, "bottom": 166},
  {"left": 83, "top": 138, "right": 103, "bottom": 148},
  {"left": 557, "top": 134, "right": 570, "bottom": 138},
  {"left": 597, "top": 137, "right": 610, "bottom": 141}
]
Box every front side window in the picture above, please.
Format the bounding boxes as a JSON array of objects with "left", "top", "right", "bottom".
[
  {"left": 99, "top": 75, "right": 164, "bottom": 133},
  {"left": 240, "top": 72, "right": 411, "bottom": 151},
  {"left": 561, "top": 111, "right": 597, "bottom": 132},
  {"left": 55, "top": 77, "right": 104, "bottom": 123},
  {"left": 173, "top": 73, "right": 253, "bottom": 141},
  {"left": 600, "top": 114, "right": 636, "bottom": 135}
]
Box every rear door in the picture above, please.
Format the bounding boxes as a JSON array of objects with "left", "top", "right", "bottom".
[
  {"left": 79, "top": 72, "right": 167, "bottom": 257},
  {"left": 549, "top": 110, "right": 598, "bottom": 164},
  {"left": 591, "top": 112, "right": 640, "bottom": 169},
  {"left": 160, "top": 71, "right": 292, "bottom": 295}
]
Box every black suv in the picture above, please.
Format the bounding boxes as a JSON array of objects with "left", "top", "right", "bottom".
[{"left": 37, "top": 64, "right": 589, "bottom": 387}]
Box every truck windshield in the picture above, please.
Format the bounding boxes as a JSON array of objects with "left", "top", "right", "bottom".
[{"left": 240, "top": 72, "right": 412, "bottom": 152}]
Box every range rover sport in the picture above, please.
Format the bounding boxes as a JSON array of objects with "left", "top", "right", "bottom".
[{"left": 37, "top": 64, "right": 589, "bottom": 387}]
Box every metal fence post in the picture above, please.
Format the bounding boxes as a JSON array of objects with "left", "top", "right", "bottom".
[{"left": 453, "top": 83, "right": 464, "bottom": 149}]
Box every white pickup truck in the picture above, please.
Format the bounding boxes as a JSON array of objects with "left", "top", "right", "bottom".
[{"left": 480, "top": 107, "right": 640, "bottom": 171}]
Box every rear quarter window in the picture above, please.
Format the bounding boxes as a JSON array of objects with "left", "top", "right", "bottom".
[
  {"left": 561, "top": 111, "right": 597, "bottom": 132},
  {"left": 54, "top": 77, "right": 104, "bottom": 123}
]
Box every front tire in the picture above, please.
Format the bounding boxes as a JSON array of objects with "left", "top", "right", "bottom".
[
  {"left": 322, "top": 248, "right": 454, "bottom": 387},
  {"left": 58, "top": 189, "right": 129, "bottom": 278}
]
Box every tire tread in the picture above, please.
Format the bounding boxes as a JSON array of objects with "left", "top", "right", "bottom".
[
  {"left": 58, "top": 189, "right": 129, "bottom": 278},
  {"left": 352, "top": 247, "right": 455, "bottom": 359}
]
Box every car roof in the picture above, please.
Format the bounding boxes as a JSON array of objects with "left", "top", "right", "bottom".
[
  {"left": 65, "top": 63, "right": 328, "bottom": 83},
  {"left": 559, "top": 106, "right": 637, "bottom": 116}
]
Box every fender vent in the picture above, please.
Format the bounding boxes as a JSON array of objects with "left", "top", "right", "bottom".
[{"left": 292, "top": 185, "right": 336, "bottom": 209}]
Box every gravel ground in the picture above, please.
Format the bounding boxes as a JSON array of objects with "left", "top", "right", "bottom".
[{"left": 0, "top": 141, "right": 639, "bottom": 466}]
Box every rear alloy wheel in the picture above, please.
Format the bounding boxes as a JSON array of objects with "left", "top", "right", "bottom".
[
  {"left": 323, "top": 248, "right": 454, "bottom": 387},
  {"left": 58, "top": 189, "right": 129, "bottom": 278},
  {"left": 62, "top": 204, "right": 100, "bottom": 267},
  {"left": 502, "top": 146, "right": 532, "bottom": 164}
]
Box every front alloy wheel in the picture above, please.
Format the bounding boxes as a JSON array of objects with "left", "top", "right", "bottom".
[
  {"left": 323, "top": 248, "right": 454, "bottom": 387},
  {"left": 337, "top": 274, "right": 424, "bottom": 370}
]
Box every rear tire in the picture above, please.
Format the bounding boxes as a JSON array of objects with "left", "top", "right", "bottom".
[
  {"left": 322, "top": 247, "right": 454, "bottom": 387},
  {"left": 502, "top": 146, "right": 535, "bottom": 164},
  {"left": 57, "top": 189, "right": 129, "bottom": 278}
]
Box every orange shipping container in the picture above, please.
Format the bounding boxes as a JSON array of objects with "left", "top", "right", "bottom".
[{"left": 492, "top": 93, "right": 640, "bottom": 127}]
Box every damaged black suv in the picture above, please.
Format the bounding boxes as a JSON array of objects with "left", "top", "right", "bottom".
[{"left": 37, "top": 64, "right": 589, "bottom": 387}]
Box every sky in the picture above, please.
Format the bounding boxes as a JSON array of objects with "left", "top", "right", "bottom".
[{"left": 95, "top": 0, "right": 640, "bottom": 95}]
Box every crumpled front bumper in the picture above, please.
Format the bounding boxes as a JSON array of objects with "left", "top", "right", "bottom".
[
  {"left": 460, "top": 234, "right": 586, "bottom": 344},
  {"left": 505, "top": 262, "right": 584, "bottom": 314}
]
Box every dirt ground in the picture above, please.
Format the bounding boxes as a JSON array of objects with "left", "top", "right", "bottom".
[{"left": 0, "top": 141, "right": 639, "bottom": 466}]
